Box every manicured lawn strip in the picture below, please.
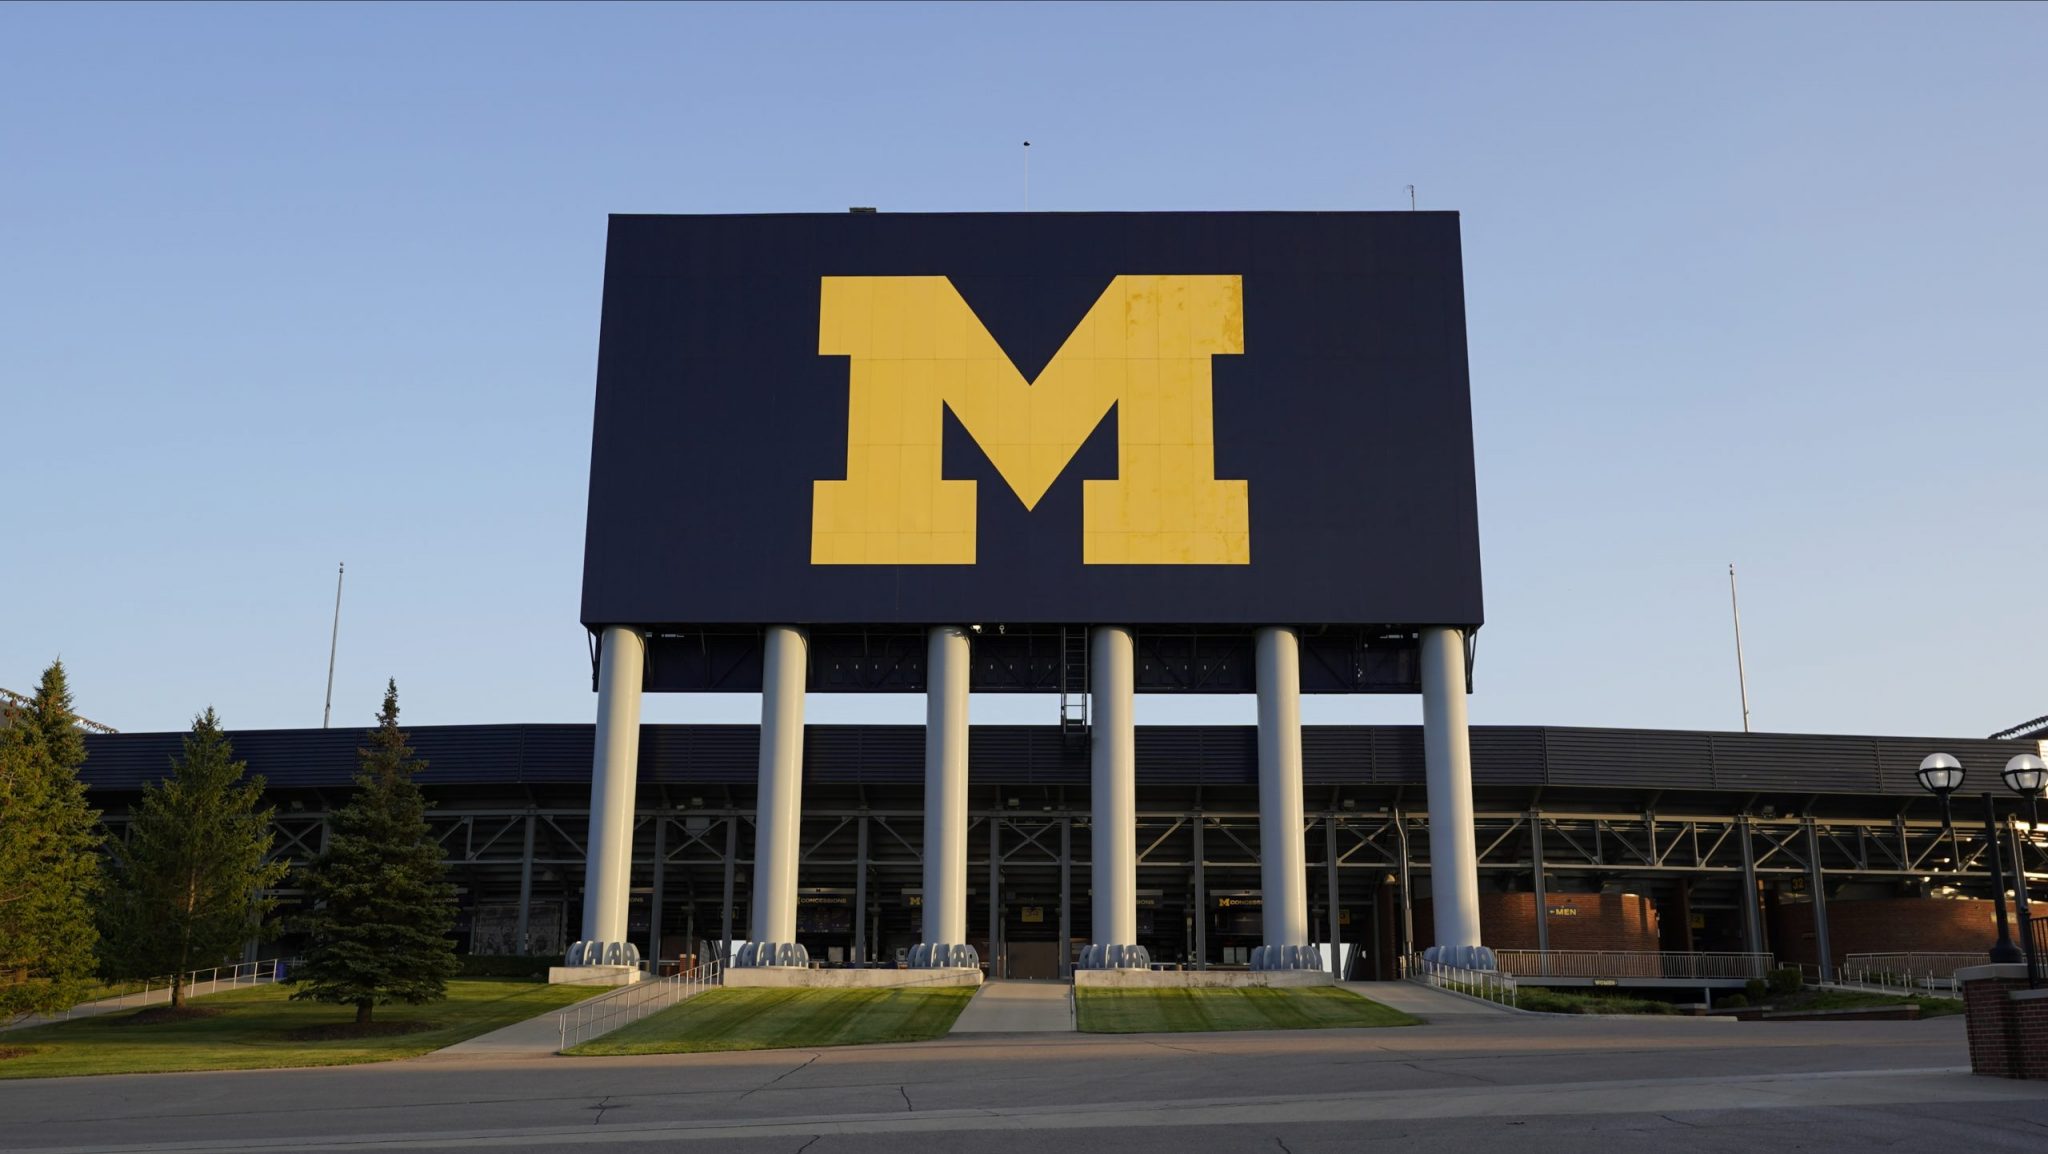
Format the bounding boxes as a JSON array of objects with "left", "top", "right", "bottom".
[
  {"left": 0, "top": 979, "right": 595, "bottom": 1079},
  {"left": 1515, "top": 987, "right": 1680, "bottom": 1015},
  {"left": 568, "top": 987, "right": 977, "bottom": 1055},
  {"left": 1075, "top": 987, "right": 1418, "bottom": 1033},
  {"left": 1768, "top": 989, "right": 1963, "bottom": 1018}
]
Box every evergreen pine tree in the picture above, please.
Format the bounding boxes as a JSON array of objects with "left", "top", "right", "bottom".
[
  {"left": 291, "top": 681, "right": 458, "bottom": 1024},
  {"left": 100, "top": 708, "right": 286, "bottom": 1007},
  {"left": 0, "top": 661, "right": 104, "bottom": 1022}
]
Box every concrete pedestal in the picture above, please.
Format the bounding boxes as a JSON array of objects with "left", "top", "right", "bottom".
[
  {"left": 722, "top": 967, "right": 983, "bottom": 989},
  {"left": 1073, "top": 969, "right": 1335, "bottom": 989},
  {"left": 547, "top": 965, "right": 643, "bottom": 987}
]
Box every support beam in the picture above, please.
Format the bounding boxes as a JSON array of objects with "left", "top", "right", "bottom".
[
  {"left": 1255, "top": 626, "right": 1310, "bottom": 968},
  {"left": 854, "top": 815, "right": 869, "bottom": 966},
  {"left": 922, "top": 625, "right": 970, "bottom": 957},
  {"left": 1420, "top": 627, "right": 1484, "bottom": 963},
  {"left": 1737, "top": 815, "right": 1765, "bottom": 956},
  {"left": 1325, "top": 814, "right": 1341, "bottom": 978},
  {"left": 1193, "top": 815, "right": 1207, "bottom": 971},
  {"left": 579, "top": 626, "right": 644, "bottom": 954},
  {"left": 1530, "top": 811, "right": 1550, "bottom": 954},
  {"left": 516, "top": 813, "right": 536, "bottom": 954},
  {"left": 1804, "top": 819, "right": 1833, "bottom": 981},
  {"left": 1059, "top": 818, "right": 1073, "bottom": 978},
  {"left": 989, "top": 815, "right": 1002, "bottom": 978},
  {"left": 1395, "top": 809, "right": 1415, "bottom": 963},
  {"left": 1088, "top": 625, "right": 1139, "bottom": 964},
  {"left": 748, "top": 625, "right": 807, "bottom": 961},
  {"left": 648, "top": 815, "right": 667, "bottom": 966},
  {"left": 720, "top": 816, "right": 737, "bottom": 951}
]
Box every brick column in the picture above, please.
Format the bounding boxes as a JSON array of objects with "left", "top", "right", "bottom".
[{"left": 1958, "top": 962, "right": 2045, "bottom": 1079}]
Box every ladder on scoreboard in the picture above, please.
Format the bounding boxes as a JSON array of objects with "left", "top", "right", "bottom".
[{"left": 1059, "top": 626, "right": 1089, "bottom": 738}]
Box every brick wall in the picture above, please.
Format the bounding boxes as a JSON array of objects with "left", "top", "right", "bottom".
[
  {"left": 1959, "top": 965, "right": 2048, "bottom": 1080},
  {"left": 1771, "top": 897, "right": 2021, "bottom": 969},
  {"left": 1415, "top": 892, "right": 1660, "bottom": 952}
]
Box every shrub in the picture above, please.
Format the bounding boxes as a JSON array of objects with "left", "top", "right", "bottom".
[
  {"left": 1745, "top": 978, "right": 1768, "bottom": 1001},
  {"left": 1767, "top": 967, "right": 1803, "bottom": 996},
  {"left": 1719, "top": 994, "right": 1749, "bottom": 1008}
]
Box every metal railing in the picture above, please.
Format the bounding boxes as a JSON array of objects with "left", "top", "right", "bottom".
[
  {"left": 556, "top": 956, "right": 722, "bottom": 1051},
  {"left": 1829, "top": 952, "right": 1980, "bottom": 998},
  {"left": 6, "top": 959, "right": 295, "bottom": 1030},
  {"left": 1840, "top": 952, "right": 1984, "bottom": 982},
  {"left": 1405, "top": 953, "right": 1518, "bottom": 1008},
  {"left": 1492, "top": 950, "right": 1771, "bottom": 981}
]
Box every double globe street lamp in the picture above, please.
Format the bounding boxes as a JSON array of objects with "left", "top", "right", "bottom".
[{"left": 1916, "top": 752, "right": 2045, "bottom": 976}]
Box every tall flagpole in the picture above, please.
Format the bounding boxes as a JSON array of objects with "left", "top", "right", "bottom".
[
  {"left": 323, "top": 562, "right": 344, "bottom": 728},
  {"left": 1729, "top": 563, "right": 1751, "bottom": 733}
]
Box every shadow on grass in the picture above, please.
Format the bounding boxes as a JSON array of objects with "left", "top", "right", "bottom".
[
  {"left": 568, "top": 986, "right": 977, "bottom": 1056},
  {"left": 0, "top": 979, "right": 597, "bottom": 1079},
  {"left": 1076, "top": 986, "right": 1421, "bottom": 1033}
]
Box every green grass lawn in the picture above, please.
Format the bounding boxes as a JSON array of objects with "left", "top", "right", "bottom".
[
  {"left": 1769, "top": 988, "right": 1964, "bottom": 1018},
  {"left": 1075, "top": 986, "right": 1419, "bottom": 1033},
  {"left": 567, "top": 986, "right": 976, "bottom": 1056},
  {"left": 0, "top": 978, "right": 595, "bottom": 1079},
  {"left": 1514, "top": 987, "right": 1680, "bottom": 1015}
]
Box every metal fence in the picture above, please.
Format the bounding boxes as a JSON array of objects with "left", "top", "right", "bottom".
[
  {"left": 1405, "top": 954, "right": 1518, "bottom": 1008},
  {"left": 5, "top": 959, "right": 296, "bottom": 1031},
  {"left": 1492, "top": 951, "right": 1771, "bottom": 981},
  {"left": 1840, "top": 952, "right": 1985, "bottom": 983},
  {"left": 555, "top": 957, "right": 723, "bottom": 1051}
]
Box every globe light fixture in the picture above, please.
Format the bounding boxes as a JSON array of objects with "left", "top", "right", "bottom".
[
  {"left": 2004, "top": 753, "right": 2047, "bottom": 808},
  {"left": 1917, "top": 752, "right": 1966, "bottom": 796}
]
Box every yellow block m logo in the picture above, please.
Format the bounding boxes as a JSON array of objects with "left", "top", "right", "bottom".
[{"left": 812, "top": 275, "right": 1249, "bottom": 565}]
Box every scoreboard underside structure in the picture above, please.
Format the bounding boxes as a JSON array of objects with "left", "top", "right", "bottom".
[{"left": 574, "top": 211, "right": 1490, "bottom": 981}]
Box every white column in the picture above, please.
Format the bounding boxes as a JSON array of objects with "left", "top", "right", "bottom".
[
  {"left": 1091, "top": 625, "right": 1137, "bottom": 949},
  {"left": 1420, "top": 627, "right": 1483, "bottom": 954},
  {"left": 923, "top": 626, "right": 971, "bottom": 949},
  {"left": 1256, "top": 626, "right": 1310, "bottom": 954},
  {"left": 581, "top": 626, "right": 644, "bottom": 948},
  {"left": 751, "top": 625, "right": 807, "bottom": 948}
]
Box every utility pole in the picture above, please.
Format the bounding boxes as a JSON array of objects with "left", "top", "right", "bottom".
[
  {"left": 323, "top": 562, "right": 344, "bottom": 728},
  {"left": 1729, "top": 563, "right": 1751, "bottom": 733}
]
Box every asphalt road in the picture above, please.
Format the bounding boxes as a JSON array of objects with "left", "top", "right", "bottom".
[{"left": 3, "top": 1009, "right": 2044, "bottom": 1152}]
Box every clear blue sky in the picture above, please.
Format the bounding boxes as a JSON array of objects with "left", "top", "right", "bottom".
[{"left": 4, "top": 2, "right": 2043, "bottom": 740}]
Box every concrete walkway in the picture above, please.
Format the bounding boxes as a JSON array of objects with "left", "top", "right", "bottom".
[
  {"left": 1341, "top": 979, "right": 1516, "bottom": 1017},
  {"left": 422, "top": 1002, "right": 575, "bottom": 1061},
  {"left": 949, "top": 980, "right": 1076, "bottom": 1033}
]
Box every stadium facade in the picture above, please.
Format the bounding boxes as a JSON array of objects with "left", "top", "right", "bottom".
[{"left": 77, "top": 721, "right": 2041, "bottom": 980}]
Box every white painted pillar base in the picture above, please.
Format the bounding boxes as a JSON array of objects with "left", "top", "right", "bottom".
[
  {"left": 1253, "top": 626, "right": 1314, "bottom": 972},
  {"left": 912, "top": 625, "right": 975, "bottom": 970},
  {"left": 741, "top": 625, "right": 809, "bottom": 968},
  {"left": 1420, "top": 626, "right": 1492, "bottom": 970},
  {"left": 1079, "top": 625, "right": 1146, "bottom": 970},
  {"left": 571, "top": 627, "right": 644, "bottom": 969}
]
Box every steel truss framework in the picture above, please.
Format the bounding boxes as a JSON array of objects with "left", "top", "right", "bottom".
[{"left": 102, "top": 800, "right": 2046, "bottom": 979}]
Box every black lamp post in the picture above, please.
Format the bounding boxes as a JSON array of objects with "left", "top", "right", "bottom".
[
  {"left": 1917, "top": 754, "right": 2021, "bottom": 964},
  {"left": 1916, "top": 753, "right": 1965, "bottom": 862},
  {"left": 2006, "top": 753, "right": 2047, "bottom": 836},
  {"left": 2003, "top": 754, "right": 2046, "bottom": 986}
]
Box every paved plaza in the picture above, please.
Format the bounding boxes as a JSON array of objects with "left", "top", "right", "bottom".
[{"left": 3, "top": 985, "right": 2044, "bottom": 1154}]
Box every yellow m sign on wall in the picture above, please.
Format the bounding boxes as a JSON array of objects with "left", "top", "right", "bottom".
[{"left": 812, "top": 275, "right": 1250, "bottom": 565}]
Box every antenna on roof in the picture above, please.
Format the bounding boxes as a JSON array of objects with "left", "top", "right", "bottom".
[
  {"left": 323, "top": 562, "right": 344, "bottom": 728},
  {"left": 1407, "top": 184, "right": 1416, "bottom": 211},
  {"left": 1023, "top": 141, "right": 1031, "bottom": 211},
  {"left": 1729, "top": 564, "right": 1752, "bottom": 733}
]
